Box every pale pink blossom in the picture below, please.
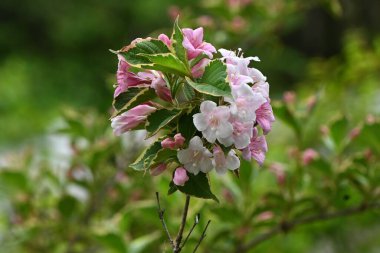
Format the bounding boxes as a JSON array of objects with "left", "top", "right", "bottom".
[
  {"left": 150, "top": 163, "right": 167, "bottom": 176},
  {"left": 173, "top": 167, "right": 189, "bottom": 186},
  {"left": 115, "top": 55, "right": 149, "bottom": 97},
  {"left": 219, "top": 116, "right": 253, "bottom": 149},
  {"left": 193, "top": 101, "right": 233, "bottom": 144},
  {"left": 212, "top": 145, "right": 240, "bottom": 174},
  {"left": 227, "top": 84, "right": 266, "bottom": 123},
  {"left": 111, "top": 105, "right": 156, "bottom": 135},
  {"left": 182, "top": 27, "right": 216, "bottom": 60},
  {"left": 158, "top": 34, "right": 172, "bottom": 47},
  {"left": 255, "top": 102, "right": 275, "bottom": 135},
  {"left": 161, "top": 133, "right": 185, "bottom": 149},
  {"left": 252, "top": 81, "right": 270, "bottom": 101},
  {"left": 177, "top": 136, "right": 213, "bottom": 174},
  {"left": 242, "top": 128, "right": 268, "bottom": 166},
  {"left": 137, "top": 71, "right": 172, "bottom": 102},
  {"left": 302, "top": 148, "right": 319, "bottom": 166}
]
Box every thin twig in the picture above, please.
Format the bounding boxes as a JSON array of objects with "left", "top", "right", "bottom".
[
  {"left": 156, "top": 192, "right": 174, "bottom": 248},
  {"left": 181, "top": 213, "right": 200, "bottom": 249},
  {"left": 237, "top": 202, "right": 380, "bottom": 252},
  {"left": 193, "top": 220, "right": 211, "bottom": 253},
  {"left": 174, "top": 195, "right": 191, "bottom": 253}
]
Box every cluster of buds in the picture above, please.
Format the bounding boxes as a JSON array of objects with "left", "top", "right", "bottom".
[{"left": 110, "top": 19, "right": 274, "bottom": 199}]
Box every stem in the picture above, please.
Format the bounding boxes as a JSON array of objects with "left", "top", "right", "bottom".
[
  {"left": 236, "top": 202, "right": 380, "bottom": 252},
  {"left": 174, "top": 195, "right": 191, "bottom": 253},
  {"left": 156, "top": 192, "right": 174, "bottom": 248},
  {"left": 193, "top": 220, "right": 211, "bottom": 253},
  {"left": 181, "top": 214, "right": 200, "bottom": 249}
]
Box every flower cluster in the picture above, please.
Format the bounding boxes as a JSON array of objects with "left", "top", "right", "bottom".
[{"left": 110, "top": 20, "right": 274, "bottom": 199}]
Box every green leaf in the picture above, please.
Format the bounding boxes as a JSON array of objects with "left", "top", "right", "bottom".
[
  {"left": 171, "top": 17, "right": 190, "bottom": 71},
  {"left": 330, "top": 116, "right": 349, "bottom": 148},
  {"left": 176, "top": 172, "right": 219, "bottom": 202},
  {"left": 146, "top": 109, "right": 181, "bottom": 137},
  {"left": 130, "top": 141, "right": 163, "bottom": 171},
  {"left": 119, "top": 38, "right": 170, "bottom": 65},
  {"left": 150, "top": 148, "right": 178, "bottom": 167},
  {"left": 58, "top": 195, "right": 78, "bottom": 219},
  {"left": 113, "top": 87, "right": 156, "bottom": 113},
  {"left": 139, "top": 53, "right": 190, "bottom": 76},
  {"left": 177, "top": 110, "right": 197, "bottom": 141},
  {"left": 185, "top": 60, "right": 231, "bottom": 97}
]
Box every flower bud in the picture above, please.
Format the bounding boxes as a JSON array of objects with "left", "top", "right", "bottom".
[
  {"left": 173, "top": 167, "right": 189, "bottom": 186},
  {"left": 150, "top": 163, "right": 167, "bottom": 176}
]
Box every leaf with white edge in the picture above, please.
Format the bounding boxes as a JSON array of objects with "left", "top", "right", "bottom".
[
  {"left": 139, "top": 53, "right": 190, "bottom": 76},
  {"left": 186, "top": 77, "right": 231, "bottom": 97},
  {"left": 176, "top": 172, "right": 219, "bottom": 202},
  {"left": 130, "top": 141, "right": 162, "bottom": 171},
  {"left": 171, "top": 17, "right": 190, "bottom": 71},
  {"left": 119, "top": 38, "right": 170, "bottom": 65},
  {"left": 113, "top": 88, "right": 156, "bottom": 115},
  {"left": 190, "top": 53, "right": 208, "bottom": 68},
  {"left": 148, "top": 148, "right": 178, "bottom": 169},
  {"left": 145, "top": 109, "right": 181, "bottom": 138},
  {"left": 185, "top": 60, "right": 231, "bottom": 97}
]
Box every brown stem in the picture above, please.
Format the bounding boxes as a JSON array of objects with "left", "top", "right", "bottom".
[
  {"left": 193, "top": 220, "right": 211, "bottom": 253},
  {"left": 174, "top": 195, "right": 191, "bottom": 253},
  {"left": 237, "top": 202, "right": 380, "bottom": 252},
  {"left": 156, "top": 192, "right": 174, "bottom": 248}
]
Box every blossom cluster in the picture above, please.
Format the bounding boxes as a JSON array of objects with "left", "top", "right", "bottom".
[{"left": 110, "top": 21, "right": 274, "bottom": 197}]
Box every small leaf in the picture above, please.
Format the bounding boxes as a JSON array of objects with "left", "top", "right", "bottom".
[
  {"left": 130, "top": 141, "right": 163, "bottom": 171},
  {"left": 146, "top": 109, "right": 181, "bottom": 137},
  {"left": 185, "top": 60, "right": 231, "bottom": 97},
  {"left": 113, "top": 87, "right": 156, "bottom": 114},
  {"left": 171, "top": 17, "right": 190, "bottom": 71},
  {"left": 177, "top": 172, "right": 219, "bottom": 202}
]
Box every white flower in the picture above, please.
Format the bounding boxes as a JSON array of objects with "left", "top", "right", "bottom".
[
  {"left": 193, "top": 101, "right": 233, "bottom": 144},
  {"left": 218, "top": 116, "right": 253, "bottom": 149},
  {"left": 212, "top": 145, "right": 240, "bottom": 175},
  {"left": 177, "top": 136, "right": 213, "bottom": 175}
]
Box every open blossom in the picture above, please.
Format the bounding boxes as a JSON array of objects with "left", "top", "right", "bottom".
[
  {"left": 182, "top": 27, "right": 216, "bottom": 60},
  {"left": 173, "top": 167, "right": 189, "bottom": 186},
  {"left": 161, "top": 133, "right": 185, "bottom": 149},
  {"left": 212, "top": 146, "right": 240, "bottom": 174},
  {"left": 191, "top": 58, "right": 210, "bottom": 78},
  {"left": 177, "top": 136, "right": 213, "bottom": 174},
  {"left": 255, "top": 102, "right": 275, "bottom": 135},
  {"left": 242, "top": 128, "right": 268, "bottom": 166},
  {"left": 111, "top": 104, "right": 156, "bottom": 136},
  {"left": 227, "top": 83, "right": 266, "bottom": 123},
  {"left": 193, "top": 101, "right": 233, "bottom": 144},
  {"left": 115, "top": 55, "right": 149, "bottom": 97},
  {"left": 219, "top": 116, "right": 253, "bottom": 149}
]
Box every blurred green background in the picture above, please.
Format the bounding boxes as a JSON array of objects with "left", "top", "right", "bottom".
[{"left": 1, "top": 0, "right": 380, "bottom": 252}]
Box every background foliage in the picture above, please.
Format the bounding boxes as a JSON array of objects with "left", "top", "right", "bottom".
[{"left": 1, "top": 0, "right": 380, "bottom": 252}]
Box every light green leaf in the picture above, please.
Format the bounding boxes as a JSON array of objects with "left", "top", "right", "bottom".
[
  {"left": 176, "top": 172, "right": 219, "bottom": 202},
  {"left": 139, "top": 53, "right": 190, "bottom": 76},
  {"left": 146, "top": 109, "right": 181, "bottom": 137}
]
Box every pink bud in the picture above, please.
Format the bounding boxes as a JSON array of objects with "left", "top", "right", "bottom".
[
  {"left": 158, "top": 34, "right": 172, "bottom": 47},
  {"left": 161, "top": 138, "right": 176, "bottom": 149},
  {"left": 269, "top": 163, "right": 286, "bottom": 186},
  {"left": 173, "top": 167, "right": 189, "bottom": 186},
  {"left": 150, "top": 163, "right": 167, "bottom": 176},
  {"left": 161, "top": 133, "right": 185, "bottom": 149},
  {"left": 283, "top": 91, "right": 296, "bottom": 104},
  {"left": 256, "top": 211, "right": 274, "bottom": 222},
  {"left": 349, "top": 127, "right": 361, "bottom": 140},
  {"left": 174, "top": 133, "right": 185, "bottom": 147},
  {"left": 151, "top": 75, "right": 172, "bottom": 102},
  {"left": 302, "top": 148, "right": 319, "bottom": 166}
]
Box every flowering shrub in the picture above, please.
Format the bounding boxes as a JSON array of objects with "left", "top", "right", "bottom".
[{"left": 110, "top": 19, "right": 274, "bottom": 201}]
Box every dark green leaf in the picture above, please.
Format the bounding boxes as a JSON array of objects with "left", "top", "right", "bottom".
[
  {"left": 177, "top": 110, "right": 197, "bottom": 140},
  {"left": 146, "top": 109, "right": 181, "bottom": 137},
  {"left": 148, "top": 148, "right": 178, "bottom": 169},
  {"left": 113, "top": 87, "right": 156, "bottom": 113},
  {"left": 96, "top": 233, "right": 127, "bottom": 253},
  {"left": 177, "top": 172, "right": 219, "bottom": 202},
  {"left": 130, "top": 141, "right": 163, "bottom": 171},
  {"left": 58, "top": 195, "right": 78, "bottom": 219}
]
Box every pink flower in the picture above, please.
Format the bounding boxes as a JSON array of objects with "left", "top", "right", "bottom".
[
  {"left": 111, "top": 104, "right": 156, "bottom": 135},
  {"left": 242, "top": 128, "right": 268, "bottom": 166},
  {"left": 219, "top": 116, "right": 253, "bottom": 149},
  {"left": 191, "top": 58, "right": 210, "bottom": 78},
  {"left": 227, "top": 84, "right": 266, "bottom": 123},
  {"left": 161, "top": 133, "right": 186, "bottom": 149},
  {"left": 269, "top": 163, "right": 285, "bottom": 186},
  {"left": 182, "top": 27, "right": 216, "bottom": 60},
  {"left": 302, "top": 149, "right": 319, "bottom": 166},
  {"left": 193, "top": 101, "right": 233, "bottom": 144},
  {"left": 212, "top": 145, "right": 240, "bottom": 174},
  {"left": 158, "top": 34, "right": 172, "bottom": 47},
  {"left": 150, "top": 163, "right": 167, "bottom": 176},
  {"left": 252, "top": 81, "right": 269, "bottom": 101},
  {"left": 255, "top": 102, "right": 275, "bottom": 134},
  {"left": 115, "top": 55, "right": 149, "bottom": 97},
  {"left": 137, "top": 71, "right": 172, "bottom": 102},
  {"left": 173, "top": 167, "right": 189, "bottom": 186},
  {"left": 177, "top": 136, "right": 213, "bottom": 174}
]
